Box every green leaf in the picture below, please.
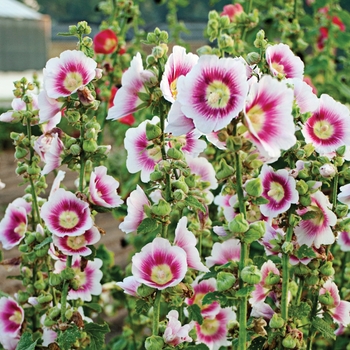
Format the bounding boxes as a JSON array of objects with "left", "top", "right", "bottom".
[
  {"left": 16, "top": 332, "right": 38, "bottom": 350},
  {"left": 85, "top": 322, "right": 110, "bottom": 350},
  {"left": 187, "top": 304, "right": 203, "bottom": 324},
  {"left": 187, "top": 344, "right": 210, "bottom": 350},
  {"left": 136, "top": 299, "right": 151, "bottom": 314},
  {"left": 248, "top": 336, "right": 266, "bottom": 350},
  {"left": 311, "top": 317, "right": 336, "bottom": 340},
  {"left": 236, "top": 286, "right": 255, "bottom": 297},
  {"left": 57, "top": 326, "right": 82, "bottom": 350},
  {"left": 288, "top": 302, "right": 311, "bottom": 319},
  {"left": 34, "top": 236, "right": 53, "bottom": 250},
  {"left": 137, "top": 218, "right": 159, "bottom": 234},
  {"left": 84, "top": 302, "right": 102, "bottom": 313},
  {"left": 296, "top": 245, "right": 317, "bottom": 259},
  {"left": 184, "top": 196, "right": 206, "bottom": 213}
]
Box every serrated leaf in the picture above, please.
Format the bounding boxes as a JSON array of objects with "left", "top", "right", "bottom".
[
  {"left": 236, "top": 286, "right": 255, "bottom": 297},
  {"left": 296, "top": 245, "right": 317, "bottom": 259},
  {"left": 137, "top": 218, "right": 159, "bottom": 234},
  {"left": 248, "top": 336, "right": 266, "bottom": 350},
  {"left": 198, "top": 270, "right": 217, "bottom": 282},
  {"left": 16, "top": 332, "right": 38, "bottom": 350},
  {"left": 136, "top": 299, "right": 151, "bottom": 314},
  {"left": 85, "top": 322, "right": 110, "bottom": 350},
  {"left": 311, "top": 317, "right": 336, "bottom": 340},
  {"left": 251, "top": 196, "right": 269, "bottom": 205},
  {"left": 57, "top": 326, "right": 82, "bottom": 350},
  {"left": 34, "top": 236, "right": 52, "bottom": 250},
  {"left": 185, "top": 196, "right": 206, "bottom": 213},
  {"left": 289, "top": 302, "right": 311, "bottom": 319},
  {"left": 84, "top": 302, "right": 102, "bottom": 313},
  {"left": 187, "top": 304, "right": 203, "bottom": 324}
]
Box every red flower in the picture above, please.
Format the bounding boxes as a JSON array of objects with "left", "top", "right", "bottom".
[
  {"left": 220, "top": 4, "right": 243, "bottom": 22},
  {"left": 93, "top": 29, "right": 118, "bottom": 54},
  {"left": 109, "top": 86, "right": 135, "bottom": 125}
]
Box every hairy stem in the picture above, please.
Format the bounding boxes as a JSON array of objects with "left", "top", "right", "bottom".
[{"left": 152, "top": 290, "right": 162, "bottom": 336}]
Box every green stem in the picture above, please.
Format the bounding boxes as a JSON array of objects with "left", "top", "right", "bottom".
[
  {"left": 293, "top": 0, "right": 298, "bottom": 20},
  {"left": 60, "top": 255, "right": 73, "bottom": 322},
  {"left": 79, "top": 124, "right": 86, "bottom": 192},
  {"left": 242, "top": 0, "right": 253, "bottom": 41},
  {"left": 152, "top": 290, "right": 162, "bottom": 336},
  {"left": 332, "top": 174, "right": 339, "bottom": 211},
  {"left": 294, "top": 278, "right": 304, "bottom": 306}
]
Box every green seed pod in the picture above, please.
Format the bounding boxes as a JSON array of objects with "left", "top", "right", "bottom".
[
  {"left": 244, "top": 221, "right": 266, "bottom": 243},
  {"left": 240, "top": 265, "right": 262, "bottom": 285},
  {"left": 282, "top": 335, "right": 297, "bottom": 349},
  {"left": 151, "top": 199, "right": 171, "bottom": 217},
  {"left": 172, "top": 177, "right": 189, "bottom": 194},
  {"left": 269, "top": 313, "right": 284, "bottom": 329},
  {"left": 35, "top": 246, "right": 49, "bottom": 258},
  {"left": 173, "top": 189, "right": 186, "bottom": 201},
  {"left": 217, "top": 272, "right": 236, "bottom": 291},
  {"left": 228, "top": 213, "right": 249, "bottom": 233},
  {"left": 145, "top": 335, "right": 164, "bottom": 350}
]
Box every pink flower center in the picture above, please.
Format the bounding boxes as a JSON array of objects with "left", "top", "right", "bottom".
[
  {"left": 151, "top": 264, "right": 173, "bottom": 285},
  {"left": 201, "top": 317, "right": 220, "bottom": 336},
  {"left": 313, "top": 120, "right": 334, "bottom": 140},
  {"left": 63, "top": 72, "right": 84, "bottom": 92},
  {"left": 267, "top": 182, "right": 285, "bottom": 202},
  {"left": 59, "top": 211, "right": 79, "bottom": 229},
  {"left": 67, "top": 235, "right": 86, "bottom": 249},
  {"left": 206, "top": 81, "right": 230, "bottom": 108}
]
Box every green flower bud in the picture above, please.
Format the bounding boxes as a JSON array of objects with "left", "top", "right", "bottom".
[
  {"left": 216, "top": 159, "right": 235, "bottom": 180},
  {"left": 35, "top": 246, "right": 49, "bottom": 258},
  {"left": 150, "top": 170, "right": 164, "bottom": 182},
  {"left": 218, "top": 34, "right": 234, "bottom": 49},
  {"left": 335, "top": 204, "right": 348, "bottom": 218},
  {"left": 159, "top": 31, "right": 168, "bottom": 42},
  {"left": 151, "top": 199, "right": 171, "bottom": 217},
  {"left": 245, "top": 178, "right": 263, "bottom": 197},
  {"left": 264, "top": 271, "right": 280, "bottom": 286},
  {"left": 65, "top": 110, "right": 81, "bottom": 123},
  {"left": 83, "top": 139, "right": 98, "bottom": 153},
  {"left": 137, "top": 284, "right": 156, "bottom": 297},
  {"left": 185, "top": 174, "right": 196, "bottom": 188},
  {"left": 217, "top": 272, "right": 236, "bottom": 291},
  {"left": 226, "top": 136, "right": 242, "bottom": 152},
  {"left": 34, "top": 280, "right": 46, "bottom": 290},
  {"left": 27, "top": 164, "right": 41, "bottom": 176},
  {"left": 25, "top": 232, "right": 36, "bottom": 245},
  {"left": 146, "top": 122, "right": 162, "bottom": 140},
  {"left": 172, "top": 177, "right": 189, "bottom": 193},
  {"left": 173, "top": 189, "right": 186, "bottom": 201},
  {"left": 219, "top": 15, "right": 230, "bottom": 27},
  {"left": 15, "top": 146, "right": 28, "bottom": 159},
  {"left": 299, "top": 195, "right": 311, "bottom": 207},
  {"left": 282, "top": 335, "right": 297, "bottom": 349},
  {"left": 243, "top": 221, "right": 265, "bottom": 243},
  {"left": 85, "top": 128, "right": 97, "bottom": 140},
  {"left": 319, "top": 291, "right": 335, "bottom": 306},
  {"left": 69, "top": 25, "right": 78, "bottom": 35},
  {"left": 65, "top": 308, "right": 74, "bottom": 320},
  {"left": 18, "top": 244, "right": 29, "bottom": 253},
  {"left": 15, "top": 164, "right": 28, "bottom": 175},
  {"left": 145, "top": 335, "right": 164, "bottom": 350},
  {"left": 167, "top": 147, "right": 184, "bottom": 160},
  {"left": 197, "top": 45, "right": 212, "bottom": 56},
  {"left": 208, "top": 10, "right": 219, "bottom": 21},
  {"left": 228, "top": 213, "right": 249, "bottom": 233},
  {"left": 319, "top": 261, "right": 335, "bottom": 277},
  {"left": 48, "top": 306, "right": 61, "bottom": 320},
  {"left": 293, "top": 264, "right": 311, "bottom": 276},
  {"left": 49, "top": 272, "right": 62, "bottom": 287},
  {"left": 241, "top": 265, "right": 262, "bottom": 284},
  {"left": 337, "top": 145, "right": 346, "bottom": 157},
  {"left": 70, "top": 144, "right": 81, "bottom": 156},
  {"left": 296, "top": 179, "right": 308, "bottom": 195},
  {"left": 308, "top": 259, "right": 320, "bottom": 270},
  {"left": 152, "top": 46, "right": 164, "bottom": 59},
  {"left": 38, "top": 293, "right": 53, "bottom": 304},
  {"left": 17, "top": 291, "right": 30, "bottom": 304},
  {"left": 61, "top": 267, "right": 76, "bottom": 281},
  {"left": 246, "top": 52, "right": 260, "bottom": 65},
  {"left": 269, "top": 313, "right": 284, "bottom": 329},
  {"left": 82, "top": 36, "right": 93, "bottom": 48},
  {"left": 304, "top": 273, "right": 319, "bottom": 286},
  {"left": 44, "top": 318, "right": 57, "bottom": 327},
  {"left": 77, "top": 21, "right": 91, "bottom": 34}
]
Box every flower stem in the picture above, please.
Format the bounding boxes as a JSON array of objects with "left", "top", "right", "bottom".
[
  {"left": 242, "top": 0, "right": 253, "bottom": 41},
  {"left": 332, "top": 174, "right": 339, "bottom": 211},
  {"left": 79, "top": 124, "right": 86, "bottom": 192},
  {"left": 152, "top": 290, "right": 162, "bottom": 336},
  {"left": 60, "top": 255, "right": 73, "bottom": 322}
]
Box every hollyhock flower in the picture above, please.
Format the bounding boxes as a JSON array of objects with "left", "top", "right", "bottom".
[
  {"left": 220, "top": 4, "right": 244, "bottom": 22},
  {"left": 319, "top": 280, "right": 350, "bottom": 326},
  {"left": 42, "top": 327, "right": 58, "bottom": 347},
  {"left": 163, "top": 310, "right": 193, "bottom": 346},
  {"left": 206, "top": 131, "right": 227, "bottom": 150},
  {"left": 169, "top": 129, "right": 206, "bottom": 158},
  {"left": 174, "top": 217, "right": 209, "bottom": 272},
  {"left": 131, "top": 237, "right": 187, "bottom": 290},
  {"left": 116, "top": 276, "right": 142, "bottom": 296},
  {"left": 89, "top": 166, "right": 123, "bottom": 208},
  {"left": 41, "top": 188, "right": 93, "bottom": 237},
  {"left": 93, "top": 29, "right": 118, "bottom": 54},
  {"left": 54, "top": 256, "right": 103, "bottom": 301},
  {"left": 108, "top": 86, "right": 135, "bottom": 125},
  {"left": 302, "top": 94, "right": 350, "bottom": 154},
  {"left": 124, "top": 116, "right": 163, "bottom": 183},
  {"left": 175, "top": 54, "right": 249, "bottom": 133},
  {"left": 52, "top": 226, "right": 101, "bottom": 256},
  {"left": 259, "top": 164, "right": 299, "bottom": 218},
  {"left": 244, "top": 75, "right": 296, "bottom": 160},
  {"left": 49, "top": 170, "right": 66, "bottom": 199},
  {"left": 166, "top": 101, "right": 195, "bottom": 136},
  {"left": 0, "top": 334, "right": 20, "bottom": 350},
  {"left": 195, "top": 307, "right": 236, "bottom": 350},
  {"left": 119, "top": 185, "right": 150, "bottom": 233},
  {"left": 186, "top": 278, "right": 220, "bottom": 317},
  {"left": 38, "top": 90, "right": 63, "bottom": 129},
  {"left": 43, "top": 50, "right": 97, "bottom": 99},
  {"left": 0, "top": 198, "right": 31, "bottom": 250},
  {"left": 160, "top": 45, "right": 198, "bottom": 103},
  {"left": 337, "top": 184, "right": 350, "bottom": 206},
  {"left": 295, "top": 191, "right": 337, "bottom": 248},
  {"left": 214, "top": 191, "right": 236, "bottom": 222},
  {"left": 265, "top": 43, "right": 304, "bottom": 79},
  {"left": 107, "top": 53, "right": 155, "bottom": 121},
  {"left": 337, "top": 231, "right": 350, "bottom": 252},
  {"left": 206, "top": 239, "right": 241, "bottom": 268},
  {"left": 260, "top": 223, "right": 285, "bottom": 256},
  {"left": 250, "top": 302, "right": 275, "bottom": 319},
  {"left": 34, "top": 128, "right": 64, "bottom": 175}
]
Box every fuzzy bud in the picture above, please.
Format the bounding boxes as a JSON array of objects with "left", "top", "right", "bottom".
[
  {"left": 246, "top": 52, "right": 260, "bottom": 65},
  {"left": 146, "top": 122, "right": 162, "bottom": 140},
  {"left": 245, "top": 178, "right": 263, "bottom": 197},
  {"left": 145, "top": 336, "right": 164, "bottom": 350},
  {"left": 61, "top": 267, "right": 76, "bottom": 281},
  {"left": 319, "top": 164, "right": 337, "bottom": 178},
  {"left": 217, "top": 272, "right": 236, "bottom": 291},
  {"left": 282, "top": 335, "right": 297, "bottom": 349},
  {"left": 197, "top": 45, "right": 212, "bottom": 56},
  {"left": 216, "top": 159, "right": 235, "bottom": 180},
  {"left": 243, "top": 221, "right": 266, "bottom": 243},
  {"left": 49, "top": 273, "right": 62, "bottom": 286},
  {"left": 83, "top": 139, "right": 98, "bottom": 153},
  {"left": 264, "top": 271, "right": 280, "bottom": 286},
  {"left": 228, "top": 213, "right": 249, "bottom": 233},
  {"left": 319, "top": 291, "right": 335, "bottom": 306},
  {"left": 37, "top": 293, "right": 53, "bottom": 304},
  {"left": 151, "top": 199, "right": 171, "bottom": 217},
  {"left": 218, "top": 34, "right": 234, "bottom": 49},
  {"left": 167, "top": 147, "right": 184, "bottom": 160},
  {"left": 269, "top": 313, "right": 284, "bottom": 329},
  {"left": 241, "top": 265, "right": 262, "bottom": 284},
  {"left": 319, "top": 261, "right": 335, "bottom": 277}
]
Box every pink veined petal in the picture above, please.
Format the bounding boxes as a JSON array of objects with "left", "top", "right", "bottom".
[
  {"left": 249, "top": 284, "right": 269, "bottom": 304},
  {"left": 337, "top": 231, "right": 350, "bottom": 252},
  {"left": 42, "top": 327, "right": 58, "bottom": 347},
  {"left": 49, "top": 170, "right": 66, "bottom": 199},
  {"left": 338, "top": 184, "right": 350, "bottom": 206},
  {"left": 206, "top": 131, "right": 227, "bottom": 150},
  {"left": 214, "top": 192, "right": 236, "bottom": 222},
  {"left": 166, "top": 100, "right": 196, "bottom": 136},
  {"left": 186, "top": 155, "right": 218, "bottom": 190},
  {"left": 261, "top": 260, "right": 280, "bottom": 281},
  {"left": 0, "top": 333, "right": 20, "bottom": 350},
  {"left": 177, "top": 55, "right": 249, "bottom": 133},
  {"left": 250, "top": 302, "right": 275, "bottom": 319},
  {"left": 0, "top": 297, "right": 24, "bottom": 336},
  {"left": 38, "top": 90, "right": 63, "bottom": 128},
  {"left": 332, "top": 301, "right": 350, "bottom": 326},
  {"left": 171, "top": 129, "right": 206, "bottom": 158},
  {"left": 205, "top": 239, "right": 241, "bottom": 268},
  {"left": 116, "top": 276, "right": 141, "bottom": 296}
]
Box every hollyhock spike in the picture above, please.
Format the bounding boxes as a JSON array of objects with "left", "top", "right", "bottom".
[
  {"left": 176, "top": 54, "right": 249, "bottom": 134},
  {"left": 41, "top": 188, "right": 93, "bottom": 237},
  {"left": 205, "top": 238, "right": 241, "bottom": 268},
  {"left": 43, "top": 50, "right": 97, "bottom": 98},
  {"left": 131, "top": 237, "right": 187, "bottom": 290}
]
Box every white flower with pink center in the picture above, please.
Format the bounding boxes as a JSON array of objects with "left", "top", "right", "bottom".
[
  {"left": 265, "top": 43, "right": 304, "bottom": 79},
  {"left": 195, "top": 307, "right": 236, "bottom": 350},
  {"left": 174, "top": 217, "right": 209, "bottom": 272},
  {"left": 259, "top": 164, "right": 299, "bottom": 218},
  {"left": 107, "top": 53, "right": 155, "bottom": 121},
  {"left": 38, "top": 90, "right": 63, "bottom": 130},
  {"left": 0, "top": 297, "right": 24, "bottom": 350},
  {"left": 160, "top": 45, "right": 198, "bottom": 103},
  {"left": 119, "top": 185, "right": 150, "bottom": 233},
  {"left": 243, "top": 75, "right": 296, "bottom": 160},
  {"left": 89, "top": 166, "right": 123, "bottom": 208},
  {"left": 319, "top": 280, "right": 350, "bottom": 327},
  {"left": 205, "top": 239, "right": 241, "bottom": 268},
  {"left": 0, "top": 198, "right": 31, "bottom": 250},
  {"left": 116, "top": 276, "right": 141, "bottom": 296},
  {"left": 163, "top": 310, "right": 193, "bottom": 346},
  {"left": 34, "top": 128, "right": 64, "bottom": 175},
  {"left": 175, "top": 55, "right": 249, "bottom": 133},
  {"left": 43, "top": 50, "right": 97, "bottom": 98},
  {"left": 250, "top": 301, "right": 274, "bottom": 319},
  {"left": 41, "top": 188, "right": 93, "bottom": 237},
  {"left": 54, "top": 256, "right": 103, "bottom": 301},
  {"left": 302, "top": 94, "right": 350, "bottom": 154},
  {"left": 337, "top": 184, "right": 350, "bottom": 206},
  {"left": 124, "top": 116, "right": 163, "bottom": 183},
  {"left": 132, "top": 237, "right": 187, "bottom": 290},
  {"left": 186, "top": 278, "right": 220, "bottom": 317},
  {"left": 295, "top": 191, "right": 337, "bottom": 248},
  {"left": 52, "top": 226, "right": 101, "bottom": 256}
]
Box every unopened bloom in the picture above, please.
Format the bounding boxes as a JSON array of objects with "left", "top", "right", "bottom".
[
  {"left": 89, "top": 166, "right": 123, "bottom": 208},
  {"left": 265, "top": 43, "right": 304, "bottom": 79},
  {"left": 259, "top": 164, "right": 299, "bottom": 218},
  {"left": 206, "top": 238, "right": 241, "bottom": 268},
  {"left": 243, "top": 75, "right": 296, "bottom": 160},
  {"left": 116, "top": 276, "right": 141, "bottom": 297},
  {"left": 0, "top": 198, "right": 31, "bottom": 250},
  {"left": 131, "top": 237, "right": 187, "bottom": 290},
  {"left": 174, "top": 54, "right": 249, "bottom": 133},
  {"left": 163, "top": 310, "right": 193, "bottom": 346},
  {"left": 119, "top": 185, "right": 150, "bottom": 233},
  {"left": 220, "top": 4, "right": 244, "bottom": 22},
  {"left": 43, "top": 50, "right": 97, "bottom": 98},
  {"left": 295, "top": 191, "right": 337, "bottom": 248},
  {"left": 302, "top": 94, "right": 350, "bottom": 154},
  {"left": 41, "top": 188, "right": 93, "bottom": 237},
  {"left": 93, "top": 29, "right": 118, "bottom": 54}
]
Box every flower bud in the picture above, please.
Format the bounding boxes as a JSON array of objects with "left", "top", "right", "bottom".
[
  {"left": 25, "top": 232, "right": 36, "bottom": 245},
  {"left": 173, "top": 189, "right": 186, "bottom": 201},
  {"left": 49, "top": 272, "right": 62, "bottom": 286},
  {"left": 185, "top": 174, "right": 196, "bottom": 188},
  {"left": 197, "top": 45, "right": 212, "bottom": 56},
  {"left": 304, "top": 273, "right": 319, "bottom": 286},
  {"left": 48, "top": 306, "right": 61, "bottom": 320},
  {"left": 216, "top": 159, "right": 234, "bottom": 180},
  {"left": 217, "top": 271, "right": 236, "bottom": 291},
  {"left": 152, "top": 45, "right": 164, "bottom": 59},
  {"left": 35, "top": 246, "right": 49, "bottom": 258},
  {"left": 44, "top": 318, "right": 57, "bottom": 327},
  {"left": 282, "top": 335, "right": 297, "bottom": 349},
  {"left": 61, "top": 267, "right": 76, "bottom": 281},
  {"left": 27, "top": 164, "right": 41, "bottom": 176},
  {"left": 335, "top": 204, "right": 348, "bottom": 218},
  {"left": 218, "top": 34, "right": 234, "bottom": 49},
  {"left": 151, "top": 199, "right": 171, "bottom": 217},
  {"left": 269, "top": 313, "right": 284, "bottom": 329},
  {"left": 145, "top": 335, "right": 164, "bottom": 350},
  {"left": 69, "top": 25, "right": 78, "bottom": 35},
  {"left": 228, "top": 213, "right": 249, "bottom": 233},
  {"left": 319, "top": 291, "right": 335, "bottom": 306},
  {"left": 243, "top": 221, "right": 266, "bottom": 243},
  {"left": 15, "top": 146, "right": 28, "bottom": 159},
  {"left": 83, "top": 139, "right": 98, "bottom": 153},
  {"left": 319, "top": 261, "right": 335, "bottom": 277},
  {"left": 319, "top": 164, "right": 337, "bottom": 178},
  {"left": 150, "top": 170, "right": 164, "bottom": 182},
  {"left": 34, "top": 280, "right": 46, "bottom": 290},
  {"left": 245, "top": 178, "right": 263, "bottom": 197},
  {"left": 17, "top": 291, "right": 30, "bottom": 304},
  {"left": 146, "top": 122, "right": 162, "bottom": 140},
  {"left": 167, "top": 147, "right": 184, "bottom": 160},
  {"left": 70, "top": 144, "right": 81, "bottom": 156},
  {"left": 241, "top": 265, "right": 262, "bottom": 284},
  {"left": 264, "top": 271, "right": 280, "bottom": 286},
  {"left": 172, "top": 177, "right": 189, "bottom": 193},
  {"left": 146, "top": 32, "right": 157, "bottom": 43},
  {"left": 299, "top": 195, "right": 311, "bottom": 207},
  {"left": 65, "top": 309, "right": 74, "bottom": 320},
  {"left": 37, "top": 293, "right": 53, "bottom": 304},
  {"left": 296, "top": 179, "right": 308, "bottom": 195},
  {"left": 246, "top": 52, "right": 260, "bottom": 65},
  {"left": 293, "top": 264, "right": 311, "bottom": 276}
]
